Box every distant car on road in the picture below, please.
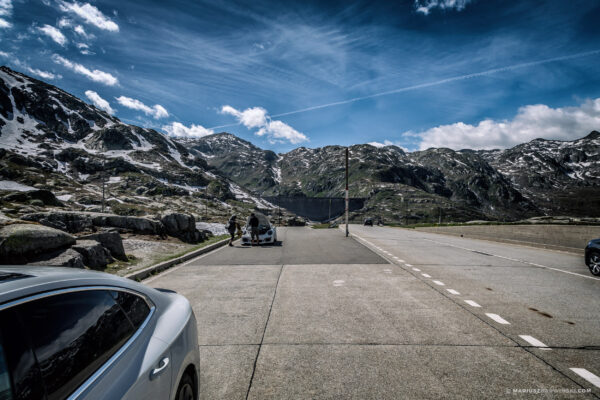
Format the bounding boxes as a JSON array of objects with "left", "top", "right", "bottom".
[
  {"left": 241, "top": 212, "right": 278, "bottom": 245},
  {"left": 0, "top": 267, "right": 199, "bottom": 400},
  {"left": 364, "top": 218, "right": 373, "bottom": 226},
  {"left": 585, "top": 239, "right": 600, "bottom": 276}
]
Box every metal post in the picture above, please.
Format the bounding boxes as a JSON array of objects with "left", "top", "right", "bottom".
[
  {"left": 328, "top": 198, "right": 331, "bottom": 221},
  {"left": 439, "top": 207, "right": 442, "bottom": 225},
  {"left": 101, "top": 161, "right": 106, "bottom": 213},
  {"left": 278, "top": 190, "right": 281, "bottom": 226},
  {"left": 345, "top": 148, "right": 349, "bottom": 237}
]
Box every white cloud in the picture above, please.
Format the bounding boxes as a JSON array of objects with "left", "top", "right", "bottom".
[
  {"left": 0, "top": 50, "right": 9, "bottom": 57},
  {"left": 85, "top": 90, "right": 114, "bottom": 114},
  {"left": 74, "top": 24, "right": 88, "bottom": 37},
  {"left": 368, "top": 140, "right": 396, "bottom": 148},
  {"left": 415, "top": 98, "right": 600, "bottom": 150},
  {"left": 116, "top": 96, "right": 168, "bottom": 119},
  {"left": 58, "top": 1, "right": 119, "bottom": 32},
  {"left": 162, "top": 122, "right": 214, "bottom": 138},
  {"left": 38, "top": 24, "right": 67, "bottom": 46},
  {"left": 0, "top": 0, "right": 12, "bottom": 17},
  {"left": 221, "top": 105, "right": 267, "bottom": 129},
  {"left": 220, "top": 105, "right": 308, "bottom": 144},
  {"left": 26, "top": 67, "right": 59, "bottom": 80},
  {"left": 415, "top": 0, "right": 473, "bottom": 15},
  {"left": 256, "top": 120, "right": 308, "bottom": 144},
  {"left": 57, "top": 17, "right": 72, "bottom": 28},
  {"left": 52, "top": 54, "right": 118, "bottom": 85},
  {"left": 0, "top": 18, "right": 10, "bottom": 28}
]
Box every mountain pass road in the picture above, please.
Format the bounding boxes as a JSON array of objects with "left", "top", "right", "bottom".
[{"left": 146, "top": 226, "right": 600, "bottom": 399}]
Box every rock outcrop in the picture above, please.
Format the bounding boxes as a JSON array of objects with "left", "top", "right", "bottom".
[
  {"left": 72, "top": 240, "right": 114, "bottom": 269},
  {"left": 0, "top": 223, "right": 76, "bottom": 263},
  {"left": 77, "top": 231, "right": 127, "bottom": 261},
  {"left": 2, "top": 189, "right": 64, "bottom": 207},
  {"left": 28, "top": 248, "right": 85, "bottom": 268},
  {"left": 161, "top": 212, "right": 209, "bottom": 243}
]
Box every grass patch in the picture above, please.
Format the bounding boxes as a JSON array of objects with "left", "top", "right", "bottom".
[
  {"left": 311, "top": 223, "right": 333, "bottom": 229},
  {"left": 151, "top": 234, "right": 229, "bottom": 265}
]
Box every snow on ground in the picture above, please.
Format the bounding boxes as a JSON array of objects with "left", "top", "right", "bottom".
[
  {"left": 56, "top": 194, "right": 73, "bottom": 201},
  {"left": 0, "top": 180, "right": 36, "bottom": 192},
  {"left": 229, "top": 182, "right": 276, "bottom": 209},
  {"left": 196, "top": 222, "right": 228, "bottom": 236},
  {"left": 108, "top": 176, "right": 121, "bottom": 183}
]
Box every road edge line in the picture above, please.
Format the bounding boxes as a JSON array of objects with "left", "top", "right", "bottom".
[{"left": 126, "top": 238, "right": 231, "bottom": 282}]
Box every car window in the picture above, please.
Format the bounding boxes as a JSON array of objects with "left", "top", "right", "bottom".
[
  {"left": 18, "top": 290, "right": 135, "bottom": 400},
  {"left": 0, "top": 309, "right": 46, "bottom": 400},
  {"left": 109, "top": 290, "right": 151, "bottom": 329},
  {"left": 0, "top": 334, "right": 13, "bottom": 400}
]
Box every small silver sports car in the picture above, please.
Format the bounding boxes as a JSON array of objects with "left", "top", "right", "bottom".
[
  {"left": 241, "top": 212, "right": 278, "bottom": 245},
  {"left": 0, "top": 266, "right": 199, "bottom": 400}
]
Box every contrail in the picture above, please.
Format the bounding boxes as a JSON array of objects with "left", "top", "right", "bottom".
[{"left": 209, "top": 49, "right": 600, "bottom": 129}]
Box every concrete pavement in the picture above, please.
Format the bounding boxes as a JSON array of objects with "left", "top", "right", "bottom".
[{"left": 147, "top": 226, "right": 600, "bottom": 399}]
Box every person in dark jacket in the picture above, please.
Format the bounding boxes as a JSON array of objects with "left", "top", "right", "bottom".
[
  {"left": 248, "top": 213, "right": 260, "bottom": 245},
  {"left": 227, "top": 215, "right": 240, "bottom": 246}
]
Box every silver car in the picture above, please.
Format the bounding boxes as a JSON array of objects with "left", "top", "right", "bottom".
[{"left": 0, "top": 266, "right": 199, "bottom": 400}]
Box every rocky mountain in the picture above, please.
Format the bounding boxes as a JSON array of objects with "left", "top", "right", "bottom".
[
  {"left": 189, "top": 131, "right": 599, "bottom": 223},
  {"left": 0, "top": 66, "right": 271, "bottom": 221},
  {"left": 1, "top": 66, "right": 598, "bottom": 225}
]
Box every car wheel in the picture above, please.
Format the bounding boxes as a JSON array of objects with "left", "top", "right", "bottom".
[
  {"left": 587, "top": 250, "right": 600, "bottom": 276},
  {"left": 176, "top": 372, "right": 196, "bottom": 400}
]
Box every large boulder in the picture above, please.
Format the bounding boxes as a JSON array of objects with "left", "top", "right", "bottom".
[
  {"left": 28, "top": 248, "right": 85, "bottom": 268},
  {"left": 72, "top": 240, "right": 113, "bottom": 270},
  {"left": 77, "top": 231, "right": 127, "bottom": 261},
  {"left": 91, "top": 214, "right": 163, "bottom": 234},
  {"left": 21, "top": 211, "right": 163, "bottom": 235},
  {"left": 0, "top": 224, "right": 76, "bottom": 263},
  {"left": 21, "top": 212, "right": 94, "bottom": 233},
  {"left": 160, "top": 212, "right": 208, "bottom": 243},
  {"left": 3, "top": 189, "right": 63, "bottom": 207}
]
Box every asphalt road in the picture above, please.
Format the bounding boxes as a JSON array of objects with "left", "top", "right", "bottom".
[{"left": 147, "top": 226, "right": 600, "bottom": 399}]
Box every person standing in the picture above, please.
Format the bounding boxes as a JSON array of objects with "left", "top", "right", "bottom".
[
  {"left": 227, "top": 215, "right": 239, "bottom": 246},
  {"left": 249, "top": 213, "right": 260, "bottom": 245}
]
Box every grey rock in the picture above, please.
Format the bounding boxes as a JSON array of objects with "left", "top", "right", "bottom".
[
  {"left": 28, "top": 247, "right": 85, "bottom": 268},
  {"left": 0, "top": 223, "right": 76, "bottom": 262},
  {"left": 21, "top": 212, "right": 94, "bottom": 233},
  {"left": 77, "top": 231, "right": 126, "bottom": 261},
  {"left": 72, "top": 240, "right": 113, "bottom": 269},
  {"left": 160, "top": 212, "right": 208, "bottom": 243},
  {"left": 92, "top": 214, "right": 163, "bottom": 234},
  {"left": 3, "top": 189, "right": 63, "bottom": 206}
]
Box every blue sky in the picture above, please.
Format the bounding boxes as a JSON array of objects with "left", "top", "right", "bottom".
[{"left": 1, "top": 0, "right": 600, "bottom": 152}]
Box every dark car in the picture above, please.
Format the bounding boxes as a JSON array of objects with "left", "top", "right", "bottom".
[
  {"left": 364, "top": 218, "right": 373, "bottom": 226},
  {"left": 585, "top": 239, "right": 600, "bottom": 276}
]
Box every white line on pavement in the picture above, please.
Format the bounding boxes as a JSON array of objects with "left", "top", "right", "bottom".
[
  {"left": 423, "top": 238, "right": 600, "bottom": 281},
  {"left": 447, "top": 289, "right": 460, "bottom": 295},
  {"left": 397, "top": 259, "right": 405, "bottom": 262},
  {"left": 412, "top": 267, "right": 421, "bottom": 272},
  {"left": 486, "top": 313, "right": 510, "bottom": 325},
  {"left": 421, "top": 273, "right": 431, "bottom": 278},
  {"left": 405, "top": 263, "right": 413, "bottom": 267},
  {"left": 519, "top": 335, "right": 550, "bottom": 350},
  {"left": 570, "top": 368, "right": 600, "bottom": 388},
  {"left": 433, "top": 280, "right": 445, "bottom": 286},
  {"left": 464, "top": 300, "right": 481, "bottom": 307}
]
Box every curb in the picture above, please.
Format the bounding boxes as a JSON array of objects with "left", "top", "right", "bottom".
[{"left": 125, "top": 238, "right": 230, "bottom": 281}]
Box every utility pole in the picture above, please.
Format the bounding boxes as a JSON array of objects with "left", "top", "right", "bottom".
[
  {"left": 328, "top": 197, "right": 331, "bottom": 222},
  {"left": 345, "top": 147, "right": 349, "bottom": 237},
  {"left": 439, "top": 207, "right": 442, "bottom": 225},
  {"left": 278, "top": 189, "right": 281, "bottom": 226},
  {"left": 101, "top": 161, "right": 106, "bottom": 213}
]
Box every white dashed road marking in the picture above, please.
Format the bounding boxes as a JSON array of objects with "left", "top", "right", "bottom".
[
  {"left": 412, "top": 267, "right": 421, "bottom": 272},
  {"left": 447, "top": 289, "right": 460, "bottom": 295},
  {"left": 464, "top": 300, "right": 481, "bottom": 307},
  {"left": 333, "top": 280, "right": 345, "bottom": 287},
  {"left": 486, "top": 313, "right": 510, "bottom": 325},
  {"left": 421, "top": 273, "right": 431, "bottom": 278},
  {"left": 383, "top": 269, "right": 392, "bottom": 274},
  {"left": 405, "top": 264, "right": 413, "bottom": 267},
  {"left": 570, "top": 368, "right": 600, "bottom": 388},
  {"left": 432, "top": 280, "right": 445, "bottom": 286},
  {"left": 519, "top": 335, "right": 550, "bottom": 350}
]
